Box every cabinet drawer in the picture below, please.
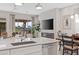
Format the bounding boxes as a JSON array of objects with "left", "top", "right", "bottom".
[
  {"left": 11, "top": 45, "right": 42, "bottom": 55},
  {"left": 27, "top": 51, "right": 42, "bottom": 55},
  {"left": 42, "top": 43, "right": 57, "bottom": 55},
  {"left": 0, "top": 50, "right": 9, "bottom": 55}
]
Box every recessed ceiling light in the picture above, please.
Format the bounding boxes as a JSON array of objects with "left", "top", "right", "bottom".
[
  {"left": 75, "top": 14, "right": 79, "bottom": 17},
  {"left": 35, "top": 3, "right": 43, "bottom": 10},
  {"left": 70, "top": 15, "right": 74, "bottom": 19}
]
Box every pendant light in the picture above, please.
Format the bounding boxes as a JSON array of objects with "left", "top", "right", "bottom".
[
  {"left": 35, "top": 3, "right": 43, "bottom": 10},
  {"left": 15, "top": 3, "right": 23, "bottom": 6}
]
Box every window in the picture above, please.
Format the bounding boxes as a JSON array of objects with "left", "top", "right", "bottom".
[
  {"left": 15, "top": 22, "right": 23, "bottom": 32},
  {"left": 15, "top": 21, "right": 32, "bottom": 32},
  {"left": 26, "top": 21, "right": 32, "bottom": 29},
  {"left": 15, "top": 22, "right": 23, "bottom": 27}
]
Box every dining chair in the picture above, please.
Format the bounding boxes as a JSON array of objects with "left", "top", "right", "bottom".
[
  {"left": 1, "top": 32, "right": 7, "bottom": 39},
  {"left": 56, "top": 38, "right": 62, "bottom": 51},
  {"left": 62, "top": 35, "right": 78, "bottom": 55},
  {"left": 56, "top": 31, "right": 63, "bottom": 51}
]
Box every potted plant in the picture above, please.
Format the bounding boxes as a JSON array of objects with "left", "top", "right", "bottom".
[{"left": 31, "top": 24, "right": 40, "bottom": 38}]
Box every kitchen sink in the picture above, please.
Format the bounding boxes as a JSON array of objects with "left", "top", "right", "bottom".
[{"left": 11, "top": 41, "right": 36, "bottom": 46}]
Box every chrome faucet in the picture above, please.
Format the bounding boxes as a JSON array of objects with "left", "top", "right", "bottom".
[
  {"left": 21, "top": 37, "right": 25, "bottom": 42},
  {"left": 21, "top": 38, "right": 24, "bottom": 42}
]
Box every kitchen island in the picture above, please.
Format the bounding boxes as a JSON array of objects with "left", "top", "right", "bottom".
[{"left": 0, "top": 37, "right": 58, "bottom": 55}]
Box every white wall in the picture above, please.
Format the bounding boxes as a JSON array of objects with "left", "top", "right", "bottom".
[
  {"left": 15, "top": 13, "right": 32, "bottom": 20},
  {"left": 74, "top": 14, "right": 79, "bottom": 33},
  {"left": 75, "top": 21, "right": 79, "bottom": 33},
  {"left": 39, "top": 8, "right": 62, "bottom": 38},
  {"left": 0, "top": 10, "right": 33, "bottom": 36},
  {"left": 0, "top": 4, "right": 79, "bottom": 37},
  {"left": 39, "top": 4, "right": 79, "bottom": 38},
  {"left": 39, "top": 9, "right": 56, "bottom": 36},
  {"left": 61, "top": 4, "right": 79, "bottom": 35}
]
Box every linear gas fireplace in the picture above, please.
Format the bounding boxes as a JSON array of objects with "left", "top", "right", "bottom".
[{"left": 41, "top": 32, "right": 54, "bottom": 39}]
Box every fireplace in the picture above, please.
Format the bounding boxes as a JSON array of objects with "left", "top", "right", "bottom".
[{"left": 41, "top": 32, "right": 54, "bottom": 39}]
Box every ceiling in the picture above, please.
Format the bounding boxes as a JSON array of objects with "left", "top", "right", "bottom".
[{"left": 0, "top": 3, "right": 76, "bottom": 15}]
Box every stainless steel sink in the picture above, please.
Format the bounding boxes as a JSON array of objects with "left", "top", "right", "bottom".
[{"left": 11, "top": 41, "right": 36, "bottom": 46}]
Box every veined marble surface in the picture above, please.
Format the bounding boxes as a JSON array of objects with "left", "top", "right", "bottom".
[{"left": 0, "top": 37, "right": 58, "bottom": 51}]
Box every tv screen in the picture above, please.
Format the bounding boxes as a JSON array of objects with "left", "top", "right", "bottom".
[{"left": 42, "top": 19, "right": 53, "bottom": 30}]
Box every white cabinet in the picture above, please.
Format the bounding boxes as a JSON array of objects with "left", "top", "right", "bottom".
[
  {"left": 42, "top": 43, "right": 57, "bottom": 55},
  {"left": 0, "top": 42, "right": 57, "bottom": 55},
  {"left": 0, "top": 50, "right": 9, "bottom": 55},
  {"left": 10, "top": 45, "right": 42, "bottom": 55},
  {"left": 26, "top": 51, "right": 42, "bottom": 55}
]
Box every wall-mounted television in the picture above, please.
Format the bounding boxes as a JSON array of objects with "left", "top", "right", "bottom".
[{"left": 42, "top": 18, "right": 54, "bottom": 30}]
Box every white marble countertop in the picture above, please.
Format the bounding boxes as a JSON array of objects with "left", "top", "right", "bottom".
[{"left": 0, "top": 37, "right": 58, "bottom": 51}]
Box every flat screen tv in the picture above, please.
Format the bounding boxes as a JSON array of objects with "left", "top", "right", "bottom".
[{"left": 42, "top": 18, "right": 54, "bottom": 30}]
